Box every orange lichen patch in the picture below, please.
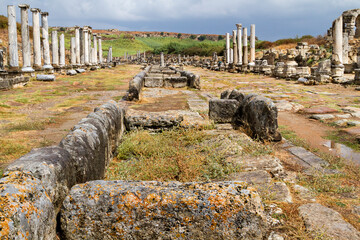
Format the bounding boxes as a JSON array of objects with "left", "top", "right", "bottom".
[{"left": 0, "top": 171, "right": 53, "bottom": 238}]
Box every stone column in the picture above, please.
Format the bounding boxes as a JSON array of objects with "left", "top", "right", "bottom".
[
  {"left": 232, "top": 30, "right": 238, "bottom": 66},
  {"left": 226, "top": 33, "right": 230, "bottom": 64},
  {"left": 107, "top": 47, "right": 112, "bottom": 63},
  {"left": 0, "top": 49, "right": 4, "bottom": 71},
  {"left": 59, "top": 33, "right": 65, "bottom": 67},
  {"left": 243, "top": 27, "right": 248, "bottom": 65},
  {"left": 332, "top": 16, "right": 344, "bottom": 77},
  {"left": 31, "top": 8, "right": 41, "bottom": 69},
  {"left": 250, "top": 24, "right": 256, "bottom": 65},
  {"left": 80, "top": 28, "right": 84, "bottom": 65},
  {"left": 236, "top": 24, "right": 242, "bottom": 65},
  {"left": 178, "top": 54, "right": 181, "bottom": 63},
  {"left": 88, "top": 29, "right": 92, "bottom": 64},
  {"left": 93, "top": 34, "right": 98, "bottom": 64},
  {"left": 41, "top": 12, "right": 52, "bottom": 69},
  {"left": 75, "top": 26, "right": 80, "bottom": 65},
  {"left": 19, "top": 4, "right": 34, "bottom": 72},
  {"left": 70, "top": 37, "right": 76, "bottom": 65},
  {"left": 98, "top": 38, "right": 103, "bottom": 64},
  {"left": 160, "top": 52, "right": 165, "bottom": 67},
  {"left": 7, "top": 5, "right": 19, "bottom": 70},
  {"left": 51, "top": 30, "right": 59, "bottom": 67},
  {"left": 83, "top": 28, "right": 89, "bottom": 65}
]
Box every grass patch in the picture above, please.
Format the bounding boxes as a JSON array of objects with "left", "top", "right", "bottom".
[
  {"left": 5, "top": 120, "right": 46, "bottom": 132},
  {"left": 325, "top": 130, "right": 360, "bottom": 152},
  {"left": 106, "top": 128, "right": 239, "bottom": 182},
  {"left": 0, "top": 139, "right": 30, "bottom": 163}
]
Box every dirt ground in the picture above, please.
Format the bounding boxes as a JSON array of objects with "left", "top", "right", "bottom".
[{"left": 0, "top": 64, "right": 141, "bottom": 171}]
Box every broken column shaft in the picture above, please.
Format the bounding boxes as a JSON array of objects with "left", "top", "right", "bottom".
[{"left": 19, "top": 4, "right": 34, "bottom": 72}]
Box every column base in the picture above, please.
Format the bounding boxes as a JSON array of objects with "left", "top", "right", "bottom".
[
  {"left": 43, "top": 65, "right": 53, "bottom": 70},
  {"left": 21, "top": 67, "right": 35, "bottom": 73},
  {"left": 331, "top": 64, "right": 344, "bottom": 78}
]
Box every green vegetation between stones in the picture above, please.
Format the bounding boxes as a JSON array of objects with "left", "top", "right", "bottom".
[{"left": 107, "top": 128, "right": 240, "bottom": 182}]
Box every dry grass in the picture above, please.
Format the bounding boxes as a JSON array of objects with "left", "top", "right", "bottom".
[{"left": 106, "top": 128, "right": 240, "bottom": 182}]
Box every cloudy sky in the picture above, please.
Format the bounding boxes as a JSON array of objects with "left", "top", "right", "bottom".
[{"left": 1, "top": 0, "right": 359, "bottom": 40}]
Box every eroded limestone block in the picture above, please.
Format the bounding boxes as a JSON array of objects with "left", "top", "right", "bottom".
[
  {"left": 209, "top": 99, "right": 240, "bottom": 123},
  {"left": 299, "top": 203, "right": 360, "bottom": 239},
  {"left": 61, "top": 181, "right": 268, "bottom": 240},
  {"left": 0, "top": 171, "right": 56, "bottom": 239},
  {"left": 233, "top": 94, "right": 281, "bottom": 141},
  {"left": 36, "top": 74, "right": 55, "bottom": 81},
  {"left": 5, "top": 146, "right": 75, "bottom": 212}
]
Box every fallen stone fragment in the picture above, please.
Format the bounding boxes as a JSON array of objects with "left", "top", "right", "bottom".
[
  {"left": 231, "top": 170, "right": 272, "bottom": 185},
  {"left": 333, "top": 119, "right": 348, "bottom": 127},
  {"left": 209, "top": 99, "right": 240, "bottom": 123},
  {"left": 75, "top": 68, "right": 86, "bottom": 73},
  {"left": 347, "top": 120, "right": 360, "bottom": 127},
  {"left": 36, "top": 74, "right": 55, "bottom": 81},
  {"left": 293, "top": 184, "right": 316, "bottom": 201},
  {"left": 287, "top": 146, "right": 329, "bottom": 169},
  {"left": 299, "top": 203, "right": 360, "bottom": 239},
  {"left": 336, "top": 114, "right": 352, "bottom": 119},
  {"left": 341, "top": 126, "right": 360, "bottom": 136},
  {"left": 309, "top": 114, "right": 335, "bottom": 120},
  {"left": 302, "top": 106, "right": 338, "bottom": 114},
  {"left": 61, "top": 181, "right": 268, "bottom": 240},
  {"left": 267, "top": 182, "right": 292, "bottom": 203},
  {"left": 66, "top": 69, "right": 77, "bottom": 76}
]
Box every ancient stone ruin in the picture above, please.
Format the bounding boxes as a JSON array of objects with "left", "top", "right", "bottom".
[{"left": 0, "top": 4, "right": 112, "bottom": 91}]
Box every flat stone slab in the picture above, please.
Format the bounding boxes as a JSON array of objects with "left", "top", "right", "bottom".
[
  {"left": 267, "top": 182, "right": 292, "bottom": 203},
  {"left": 274, "top": 100, "right": 304, "bottom": 112},
  {"left": 231, "top": 170, "right": 272, "bottom": 185},
  {"left": 310, "top": 114, "right": 335, "bottom": 120},
  {"left": 144, "top": 77, "right": 164, "bottom": 87},
  {"left": 293, "top": 184, "right": 316, "bottom": 201},
  {"left": 333, "top": 119, "right": 348, "bottom": 127},
  {"left": 75, "top": 69, "right": 86, "bottom": 73},
  {"left": 299, "top": 203, "right": 360, "bottom": 239},
  {"left": 347, "top": 120, "right": 360, "bottom": 127},
  {"left": 36, "top": 74, "right": 55, "bottom": 81},
  {"left": 287, "top": 146, "right": 329, "bottom": 169},
  {"left": 209, "top": 99, "right": 240, "bottom": 123},
  {"left": 232, "top": 156, "right": 285, "bottom": 179},
  {"left": 302, "top": 106, "right": 338, "bottom": 114},
  {"left": 60, "top": 181, "right": 268, "bottom": 240},
  {"left": 341, "top": 127, "right": 360, "bottom": 136}
]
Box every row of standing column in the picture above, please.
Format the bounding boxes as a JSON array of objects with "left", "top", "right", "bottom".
[
  {"left": 225, "top": 24, "right": 256, "bottom": 65},
  {"left": 7, "top": 5, "right": 105, "bottom": 72}
]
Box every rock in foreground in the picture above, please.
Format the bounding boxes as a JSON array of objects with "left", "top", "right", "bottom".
[{"left": 61, "top": 181, "right": 268, "bottom": 240}]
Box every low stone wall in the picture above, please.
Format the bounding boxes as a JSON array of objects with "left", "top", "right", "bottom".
[
  {"left": 60, "top": 181, "right": 267, "bottom": 239},
  {"left": 170, "top": 66, "right": 201, "bottom": 89},
  {"left": 126, "top": 66, "right": 151, "bottom": 101},
  {"left": 0, "top": 100, "right": 125, "bottom": 239},
  {"left": 209, "top": 89, "right": 281, "bottom": 141},
  {"left": 0, "top": 74, "right": 29, "bottom": 90}
]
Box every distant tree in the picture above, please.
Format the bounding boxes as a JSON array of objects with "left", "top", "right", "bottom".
[
  {"left": 177, "top": 33, "right": 182, "bottom": 39},
  {"left": 198, "top": 35, "right": 207, "bottom": 41},
  {"left": 218, "top": 35, "right": 224, "bottom": 41},
  {"left": 160, "top": 32, "right": 164, "bottom": 36},
  {"left": 190, "top": 35, "right": 197, "bottom": 40}
]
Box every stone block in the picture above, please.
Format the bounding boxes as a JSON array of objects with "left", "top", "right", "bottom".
[
  {"left": 5, "top": 146, "right": 75, "bottom": 213},
  {"left": 144, "top": 77, "right": 164, "bottom": 87},
  {"left": 75, "top": 69, "right": 86, "bottom": 73},
  {"left": 299, "top": 203, "right": 360, "bottom": 239},
  {"left": 0, "top": 171, "right": 56, "bottom": 239},
  {"left": 66, "top": 69, "right": 77, "bottom": 76},
  {"left": 233, "top": 94, "right": 282, "bottom": 141},
  {"left": 36, "top": 74, "right": 55, "bottom": 81},
  {"left": 209, "top": 99, "right": 240, "bottom": 123},
  {"left": 60, "top": 181, "right": 267, "bottom": 240}
]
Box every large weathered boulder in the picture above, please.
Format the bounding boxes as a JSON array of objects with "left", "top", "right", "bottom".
[
  {"left": 299, "top": 203, "right": 360, "bottom": 239},
  {"left": 59, "top": 102, "right": 124, "bottom": 184},
  {"left": 5, "top": 146, "right": 75, "bottom": 213},
  {"left": 127, "top": 66, "right": 151, "bottom": 101},
  {"left": 209, "top": 99, "right": 240, "bottom": 123},
  {"left": 233, "top": 94, "right": 281, "bottom": 141},
  {"left": 0, "top": 171, "right": 56, "bottom": 239},
  {"left": 61, "top": 181, "right": 267, "bottom": 240}
]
